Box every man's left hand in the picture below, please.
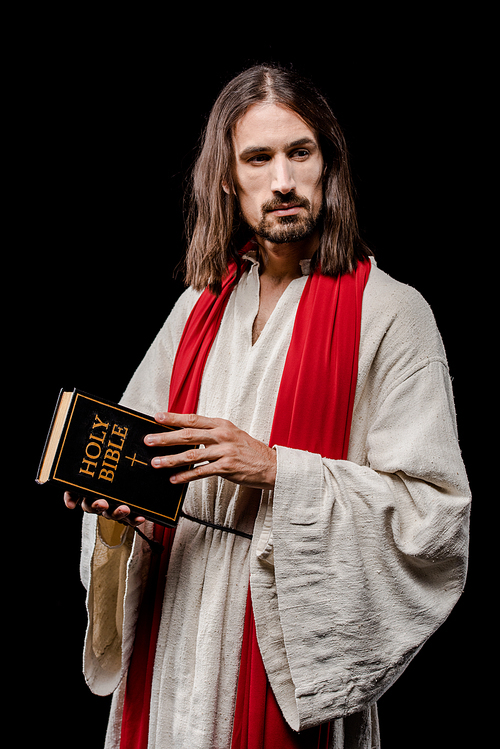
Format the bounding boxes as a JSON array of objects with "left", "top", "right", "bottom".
[{"left": 145, "top": 413, "right": 277, "bottom": 490}]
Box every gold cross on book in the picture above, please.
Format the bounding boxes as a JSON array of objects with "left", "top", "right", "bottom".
[{"left": 125, "top": 453, "right": 148, "bottom": 468}]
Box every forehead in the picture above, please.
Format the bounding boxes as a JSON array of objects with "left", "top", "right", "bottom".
[{"left": 232, "top": 102, "right": 318, "bottom": 151}]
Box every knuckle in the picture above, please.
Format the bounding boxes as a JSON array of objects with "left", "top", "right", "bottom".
[
  {"left": 186, "top": 413, "right": 198, "bottom": 427},
  {"left": 218, "top": 426, "right": 233, "bottom": 442},
  {"left": 218, "top": 455, "right": 233, "bottom": 473}
]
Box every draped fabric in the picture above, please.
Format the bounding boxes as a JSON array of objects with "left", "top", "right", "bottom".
[
  {"left": 230, "top": 589, "right": 333, "bottom": 749},
  {"left": 231, "top": 259, "right": 371, "bottom": 748},
  {"left": 120, "top": 260, "right": 245, "bottom": 748},
  {"left": 119, "top": 525, "right": 175, "bottom": 748},
  {"left": 120, "top": 247, "right": 371, "bottom": 747}
]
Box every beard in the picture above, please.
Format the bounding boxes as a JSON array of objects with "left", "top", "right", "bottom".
[{"left": 246, "top": 193, "right": 322, "bottom": 244}]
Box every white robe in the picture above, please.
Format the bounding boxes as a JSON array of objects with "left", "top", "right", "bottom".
[{"left": 80, "top": 257, "right": 470, "bottom": 749}]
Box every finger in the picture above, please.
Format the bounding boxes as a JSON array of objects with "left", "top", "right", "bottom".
[
  {"left": 82, "top": 497, "right": 109, "bottom": 514},
  {"left": 101, "top": 503, "right": 129, "bottom": 521},
  {"left": 106, "top": 505, "right": 146, "bottom": 527},
  {"left": 152, "top": 443, "right": 230, "bottom": 483},
  {"left": 168, "top": 461, "right": 217, "bottom": 484},
  {"left": 145, "top": 426, "right": 212, "bottom": 449},
  {"left": 154, "top": 412, "right": 221, "bottom": 431},
  {"left": 64, "top": 491, "right": 82, "bottom": 509},
  {"left": 64, "top": 493, "right": 146, "bottom": 527},
  {"left": 151, "top": 445, "right": 210, "bottom": 470},
  {"left": 121, "top": 514, "right": 147, "bottom": 528}
]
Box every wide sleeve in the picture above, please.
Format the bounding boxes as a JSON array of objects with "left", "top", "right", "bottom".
[
  {"left": 81, "top": 513, "right": 151, "bottom": 696},
  {"left": 250, "top": 279, "right": 471, "bottom": 732}
]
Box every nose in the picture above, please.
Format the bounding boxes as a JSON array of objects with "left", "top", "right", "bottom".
[{"left": 271, "top": 154, "right": 296, "bottom": 195}]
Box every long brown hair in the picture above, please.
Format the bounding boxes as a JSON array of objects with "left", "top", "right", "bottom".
[{"left": 183, "top": 64, "right": 372, "bottom": 293}]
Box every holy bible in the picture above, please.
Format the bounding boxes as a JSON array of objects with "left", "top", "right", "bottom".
[{"left": 36, "top": 388, "right": 192, "bottom": 527}]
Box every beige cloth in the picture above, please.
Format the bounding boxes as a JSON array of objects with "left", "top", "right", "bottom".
[{"left": 80, "top": 258, "right": 470, "bottom": 748}]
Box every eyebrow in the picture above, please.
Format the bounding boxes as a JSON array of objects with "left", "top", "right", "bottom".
[{"left": 238, "top": 137, "right": 318, "bottom": 160}]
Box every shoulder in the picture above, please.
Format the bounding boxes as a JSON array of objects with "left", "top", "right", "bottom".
[
  {"left": 364, "top": 261, "right": 445, "bottom": 348},
  {"left": 154, "top": 286, "right": 204, "bottom": 352},
  {"left": 359, "top": 260, "right": 448, "bottom": 391},
  {"left": 364, "top": 261, "right": 436, "bottom": 326},
  {"left": 169, "top": 285, "right": 204, "bottom": 327}
]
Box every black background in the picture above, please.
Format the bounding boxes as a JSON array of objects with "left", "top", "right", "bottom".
[{"left": 14, "top": 10, "right": 490, "bottom": 748}]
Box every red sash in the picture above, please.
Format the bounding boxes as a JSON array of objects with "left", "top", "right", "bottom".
[{"left": 120, "top": 249, "right": 371, "bottom": 747}]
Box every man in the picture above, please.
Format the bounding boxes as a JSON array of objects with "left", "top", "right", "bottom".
[{"left": 65, "top": 64, "right": 470, "bottom": 749}]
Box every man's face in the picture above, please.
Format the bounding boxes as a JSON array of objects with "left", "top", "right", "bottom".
[{"left": 229, "top": 103, "right": 324, "bottom": 245}]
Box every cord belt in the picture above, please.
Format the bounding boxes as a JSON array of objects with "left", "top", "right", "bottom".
[{"left": 179, "top": 511, "right": 253, "bottom": 540}]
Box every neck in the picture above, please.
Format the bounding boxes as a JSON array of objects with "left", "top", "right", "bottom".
[{"left": 256, "top": 230, "right": 320, "bottom": 282}]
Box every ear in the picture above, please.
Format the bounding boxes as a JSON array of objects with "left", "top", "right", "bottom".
[{"left": 222, "top": 174, "right": 238, "bottom": 195}]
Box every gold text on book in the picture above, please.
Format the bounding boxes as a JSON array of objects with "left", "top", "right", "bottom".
[{"left": 79, "top": 414, "right": 129, "bottom": 483}]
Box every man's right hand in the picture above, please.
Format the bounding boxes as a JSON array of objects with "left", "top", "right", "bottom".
[{"left": 63, "top": 491, "right": 146, "bottom": 527}]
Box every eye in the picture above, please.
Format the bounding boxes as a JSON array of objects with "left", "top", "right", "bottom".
[
  {"left": 248, "top": 153, "right": 271, "bottom": 164},
  {"left": 291, "top": 148, "right": 310, "bottom": 160}
]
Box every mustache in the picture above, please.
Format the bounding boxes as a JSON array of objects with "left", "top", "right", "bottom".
[{"left": 262, "top": 193, "right": 311, "bottom": 213}]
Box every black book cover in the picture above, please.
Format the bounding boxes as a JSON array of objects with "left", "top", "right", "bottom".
[{"left": 36, "top": 388, "right": 191, "bottom": 527}]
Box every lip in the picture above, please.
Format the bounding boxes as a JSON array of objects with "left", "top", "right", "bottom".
[{"left": 270, "top": 205, "right": 303, "bottom": 216}]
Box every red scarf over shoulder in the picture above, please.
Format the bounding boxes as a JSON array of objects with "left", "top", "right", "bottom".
[{"left": 120, "top": 248, "right": 371, "bottom": 748}]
